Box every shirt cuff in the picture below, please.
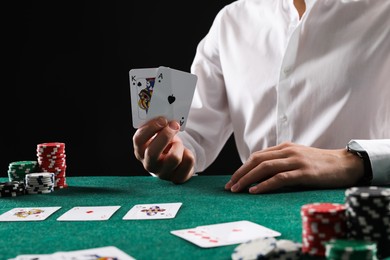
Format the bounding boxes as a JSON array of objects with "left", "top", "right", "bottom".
[{"left": 349, "top": 139, "right": 390, "bottom": 185}]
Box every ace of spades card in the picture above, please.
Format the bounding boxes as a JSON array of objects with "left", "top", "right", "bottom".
[{"left": 146, "top": 66, "right": 197, "bottom": 131}]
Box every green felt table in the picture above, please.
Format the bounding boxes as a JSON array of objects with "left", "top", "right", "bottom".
[{"left": 0, "top": 176, "right": 346, "bottom": 260}]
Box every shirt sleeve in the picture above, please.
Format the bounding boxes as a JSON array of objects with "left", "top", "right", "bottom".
[
  {"left": 349, "top": 139, "right": 390, "bottom": 185},
  {"left": 177, "top": 7, "right": 234, "bottom": 173}
]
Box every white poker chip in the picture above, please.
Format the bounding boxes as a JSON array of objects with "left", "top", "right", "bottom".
[
  {"left": 25, "top": 172, "right": 55, "bottom": 194},
  {"left": 25, "top": 172, "right": 54, "bottom": 178},
  {"left": 231, "top": 237, "right": 277, "bottom": 260},
  {"left": 268, "top": 239, "right": 302, "bottom": 260}
]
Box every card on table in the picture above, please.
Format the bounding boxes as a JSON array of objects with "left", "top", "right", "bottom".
[
  {"left": 0, "top": 207, "right": 61, "bottom": 222},
  {"left": 56, "top": 206, "right": 121, "bottom": 221},
  {"left": 123, "top": 202, "right": 182, "bottom": 220},
  {"left": 51, "top": 246, "right": 135, "bottom": 260},
  {"left": 129, "top": 66, "right": 197, "bottom": 131},
  {"left": 12, "top": 246, "right": 135, "bottom": 260},
  {"left": 170, "top": 220, "right": 281, "bottom": 248},
  {"left": 11, "top": 254, "right": 53, "bottom": 260}
]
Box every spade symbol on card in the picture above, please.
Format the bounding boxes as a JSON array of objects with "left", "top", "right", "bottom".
[{"left": 168, "top": 95, "right": 176, "bottom": 104}]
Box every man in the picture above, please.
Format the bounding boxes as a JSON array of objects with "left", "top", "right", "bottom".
[{"left": 133, "top": 0, "right": 390, "bottom": 193}]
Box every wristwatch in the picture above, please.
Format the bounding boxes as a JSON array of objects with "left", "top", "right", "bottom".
[{"left": 347, "top": 141, "right": 373, "bottom": 186}]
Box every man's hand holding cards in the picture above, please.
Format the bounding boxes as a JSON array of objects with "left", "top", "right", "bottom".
[{"left": 129, "top": 66, "right": 197, "bottom": 131}]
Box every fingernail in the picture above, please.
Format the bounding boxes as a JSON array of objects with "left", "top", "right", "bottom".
[
  {"left": 231, "top": 183, "right": 240, "bottom": 192},
  {"left": 225, "top": 180, "right": 232, "bottom": 189},
  {"left": 156, "top": 117, "right": 167, "bottom": 127},
  {"left": 169, "top": 121, "right": 180, "bottom": 131},
  {"left": 249, "top": 186, "right": 257, "bottom": 194}
]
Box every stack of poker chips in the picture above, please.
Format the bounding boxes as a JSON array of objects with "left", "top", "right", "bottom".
[
  {"left": 300, "top": 203, "right": 347, "bottom": 257},
  {"left": 25, "top": 172, "right": 55, "bottom": 194},
  {"left": 231, "top": 237, "right": 302, "bottom": 260},
  {"left": 7, "top": 161, "right": 38, "bottom": 182},
  {"left": 345, "top": 186, "right": 390, "bottom": 259},
  {"left": 325, "top": 239, "right": 377, "bottom": 260},
  {"left": 0, "top": 181, "right": 26, "bottom": 197},
  {"left": 37, "top": 142, "right": 68, "bottom": 188}
]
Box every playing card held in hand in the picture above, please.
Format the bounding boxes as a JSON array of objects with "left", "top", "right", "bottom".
[{"left": 129, "top": 66, "right": 197, "bottom": 131}]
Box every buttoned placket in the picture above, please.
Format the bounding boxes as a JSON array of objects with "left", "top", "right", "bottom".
[{"left": 276, "top": 4, "right": 303, "bottom": 144}]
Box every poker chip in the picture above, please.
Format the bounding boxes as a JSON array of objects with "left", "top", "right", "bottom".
[
  {"left": 267, "top": 239, "right": 302, "bottom": 260},
  {"left": 5, "top": 142, "right": 67, "bottom": 196},
  {"left": 25, "top": 172, "right": 55, "bottom": 194},
  {"left": 231, "top": 237, "right": 277, "bottom": 260},
  {"left": 231, "top": 238, "right": 302, "bottom": 260},
  {"left": 7, "top": 160, "right": 38, "bottom": 182},
  {"left": 301, "top": 203, "right": 347, "bottom": 257},
  {"left": 36, "top": 142, "right": 68, "bottom": 189},
  {"left": 345, "top": 186, "right": 390, "bottom": 259},
  {"left": 325, "top": 239, "right": 377, "bottom": 260},
  {"left": 0, "top": 181, "right": 25, "bottom": 197}
]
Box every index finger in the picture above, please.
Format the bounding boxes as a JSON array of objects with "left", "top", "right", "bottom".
[{"left": 133, "top": 117, "right": 168, "bottom": 160}]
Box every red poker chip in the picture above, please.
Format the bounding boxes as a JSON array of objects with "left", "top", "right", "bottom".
[
  {"left": 38, "top": 164, "right": 66, "bottom": 170},
  {"left": 40, "top": 170, "right": 65, "bottom": 176},
  {"left": 39, "top": 167, "right": 66, "bottom": 173},
  {"left": 37, "top": 145, "right": 65, "bottom": 150},
  {"left": 37, "top": 150, "right": 65, "bottom": 157},
  {"left": 301, "top": 203, "right": 347, "bottom": 257},
  {"left": 38, "top": 158, "right": 66, "bottom": 163},
  {"left": 33, "top": 142, "right": 68, "bottom": 191},
  {"left": 39, "top": 167, "right": 66, "bottom": 174},
  {"left": 37, "top": 153, "right": 66, "bottom": 159},
  {"left": 38, "top": 161, "right": 66, "bottom": 166},
  {"left": 301, "top": 203, "right": 346, "bottom": 216},
  {"left": 37, "top": 147, "right": 65, "bottom": 153},
  {"left": 55, "top": 180, "right": 67, "bottom": 188},
  {"left": 37, "top": 151, "right": 65, "bottom": 156},
  {"left": 37, "top": 142, "right": 65, "bottom": 148},
  {"left": 55, "top": 184, "right": 68, "bottom": 189},
  {"left": 38, "top": 157, "right": 66, "bottom": 162},
  {"left": 38, "top": 159, "right": 66, "bottom": 166},
  {"left": 37, "top": 146, "right": 65, "bottom": 152}
]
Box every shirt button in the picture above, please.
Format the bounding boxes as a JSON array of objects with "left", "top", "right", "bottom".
[
  {"left": 280, "top": 115, "right": 288, "bottom": 122},
  {"left": 283, "top": 66, "right": 292, "bottom": 75}
]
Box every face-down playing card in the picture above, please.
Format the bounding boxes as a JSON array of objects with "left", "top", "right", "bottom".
[{"left": 146, "top": 66, "right": 197, "bottom": 131}]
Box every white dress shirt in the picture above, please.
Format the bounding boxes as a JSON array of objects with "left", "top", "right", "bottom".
[{"left": 178, "top": 0, "right": 390, "bottom": 184}]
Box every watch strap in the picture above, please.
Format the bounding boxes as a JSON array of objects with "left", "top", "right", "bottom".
[{"left": 347, "top": 141, "right": 373, "bottom": 186}]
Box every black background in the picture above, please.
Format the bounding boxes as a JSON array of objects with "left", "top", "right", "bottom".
[{"left": 1, "top": 1, "right": 241, "bottom": 177}]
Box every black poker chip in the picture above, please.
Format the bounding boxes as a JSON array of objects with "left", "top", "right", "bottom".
[
  {"left": 345, "top": 186, "right": 390, "bottom": 259},
  {"left": 0, "top": 181, "right": 25, "bottom": 197}
]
